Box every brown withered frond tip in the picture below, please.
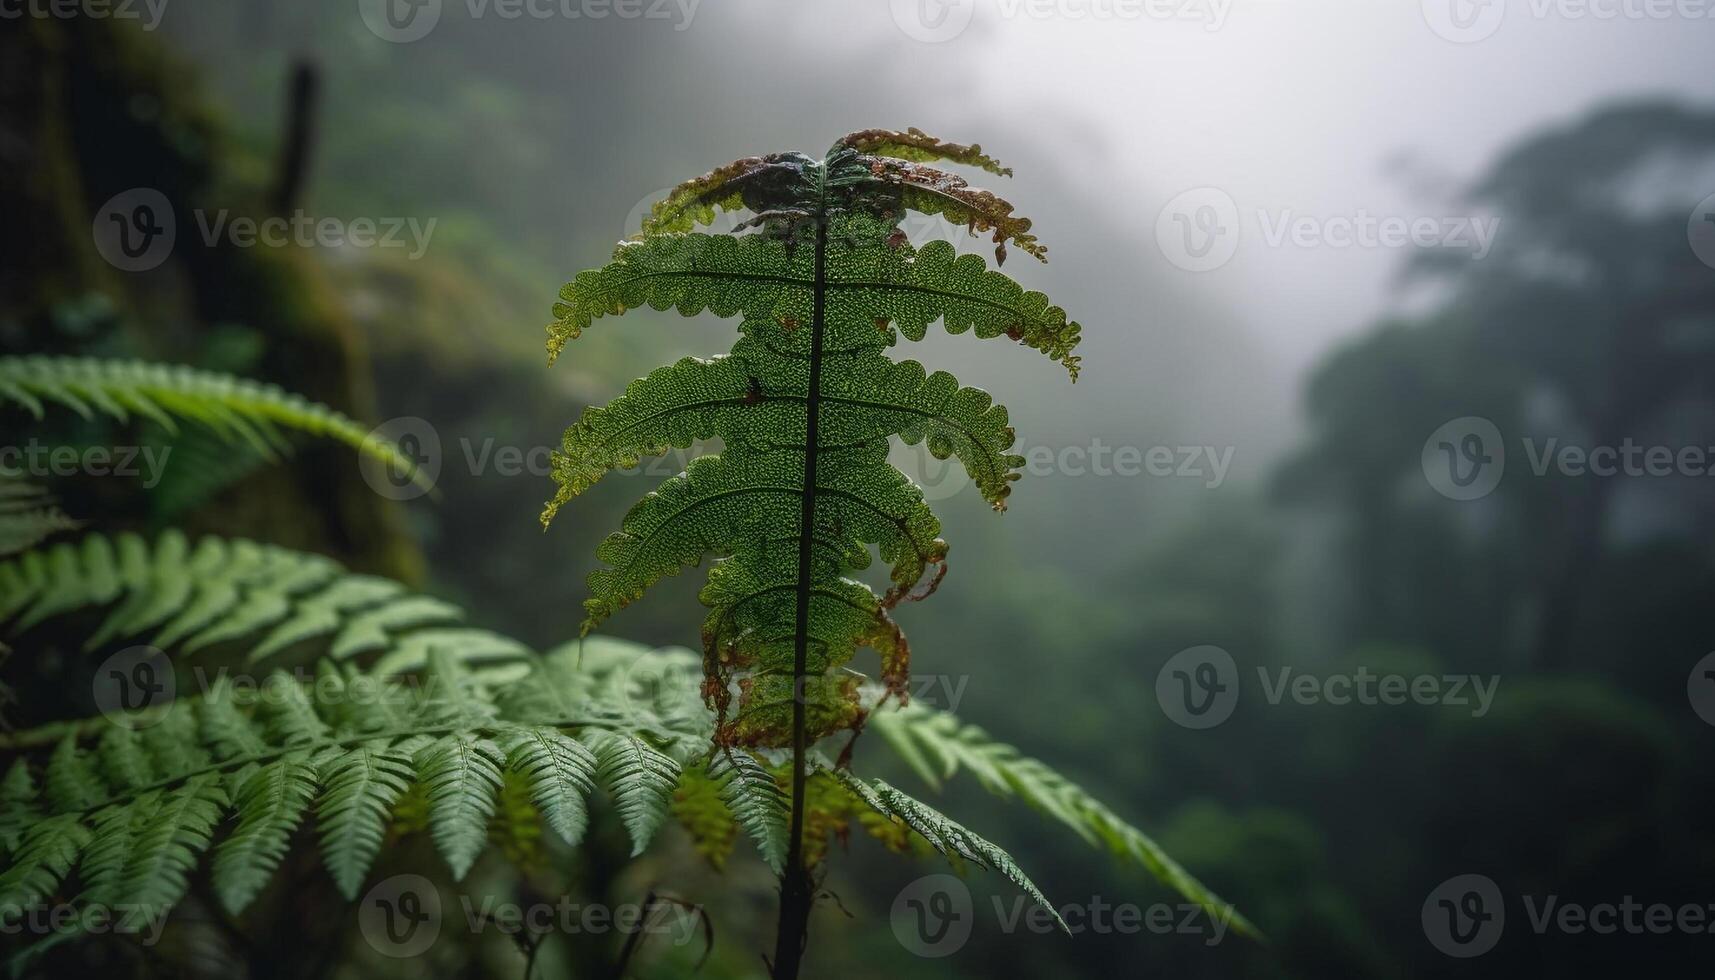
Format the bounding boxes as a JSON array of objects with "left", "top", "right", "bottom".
[
  {"left": 630, "top": 129, "right": 1045, "bottom": 264},
  {"left": 832, "top": 126, "right": 1015, "bottom": 177}
]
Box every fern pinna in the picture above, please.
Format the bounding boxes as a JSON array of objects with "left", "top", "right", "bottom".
[{"left": 539, "top": 128, "right": 1083, "bottom": 974}]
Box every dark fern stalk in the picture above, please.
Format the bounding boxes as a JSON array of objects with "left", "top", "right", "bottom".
[
  {"left": 540, "top": 128, "right": 1084, "bottom": 976},
  {"left": 775, "top": 198, "right": 829, "bottom": 977}
]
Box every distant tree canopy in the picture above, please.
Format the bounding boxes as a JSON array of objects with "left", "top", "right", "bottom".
[{"left": 1276, "top": 102, "right": 1715, "bottom": 674}]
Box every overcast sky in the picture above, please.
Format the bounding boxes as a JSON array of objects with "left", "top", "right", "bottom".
[{"left": 717, "top": 0, "right": 1715, "bottom": 378}]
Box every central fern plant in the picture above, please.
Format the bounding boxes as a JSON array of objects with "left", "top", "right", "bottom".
[
  {"left": 0, "top": 129, "right": 1255, "bottom": 978},
  {"left": 537, "top": 128, "right": 1163, "bottom": 976}
]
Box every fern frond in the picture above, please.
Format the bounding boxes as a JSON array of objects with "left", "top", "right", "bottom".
[
  {"left": 639, "top": 133, "right": 1042, "bottom": 264},
  {"left": 823, "top": 765, "right": 1066, "bottom": 933},
  {"left": 1, "top": 636, "right": 1255, "bottom": 959},
  {"left": 315, "top": 740, "right": 419, "bottom": 899},
  {"left": 416, "top": 733, "right": 506, "bottom": 880},
  {"left": 0, "top": 649, "right": 703, "bottom": 943},
  {"left": 211, "top": 757, "right": 317, "bottom": 914},
  {"left": 0, "top": 813, "right": 89, "bottom": 912},
  {"left": 709, "top": 750, "right": 790, "bottom": 873},
  {"left": 0, "top": 477, "right": 80, "bottom": 557},
  {"left": 545, "top": 135, "right": 1084, "bottom": 751},
  {"left": 0, "top": 532, "right": 513, "bottom": 679},
  {"left": 499, "top": 727, "right": 598, "bottom": 847},
  {"left": 0, "top": 356, "right": 429, "bottom": 490},
  {"left": 869, "top": 702, "right": 1261, "bottom": 939},
  {"left": 116, "top": 772, "right": 226, "bottom": 911},
  {"left": 585, "top": 730, "right": 682, "bottom": 856}
]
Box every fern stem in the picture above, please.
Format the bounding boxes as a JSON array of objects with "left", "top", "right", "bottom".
[{"left": 772, "top": 173, "right": 830, "bottom": 980}]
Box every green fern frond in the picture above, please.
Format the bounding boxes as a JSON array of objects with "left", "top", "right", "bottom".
[
  {"left": 822, "top": 764, "right": 1066, "bottom": 933},
  {"left": 543, "top": 132, "right": 1083, "bottom": 752},
  {"left": 709, "top": 750, "right": 790, "bottom": 873},
  {"left": 869, "top": 702, "right": 1262, "bottom": 940},
  {"left": 0, "top": 356, "right": 429, "bottom": 491},
  {"left": 210, "top": 757, "right": 317, "bottom": 914},
  {"left": 586, "top": 730, "right": 682, "bottom": 856},
  {"left": 315, "top": 740, "right": 419, "bottom": 899},
  {"left": 416, "top": 733, "right": 506, "bottom": 880},
  {"left": 0, "top": 532, "right": 514, "bottom": 675},
  {"left": 139, "top": 426, "right": 270, "bottom": 523},
  {"left": 499, "top": 727, "right": 598, "bottom": 848},
  {"left": 0, "top": 813, "right": 89, "bottom": 914},
  {"left": 1, "top": 636, "right": 1252, "bottom": 958},
  {"left": 0, "top": 650, "right": 698, "bottom": 939},
  {"left": 0, "top": 477, "right": 80, "bottom": 558}
]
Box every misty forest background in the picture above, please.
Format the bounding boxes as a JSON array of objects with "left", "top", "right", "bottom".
[{"left": 4, "top": 4, "right": 1715, "bottom": 978}]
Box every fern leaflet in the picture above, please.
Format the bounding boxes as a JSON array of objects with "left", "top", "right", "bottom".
[{"left": 0, "top": 356, "right": 429, "bottom": 491}]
